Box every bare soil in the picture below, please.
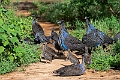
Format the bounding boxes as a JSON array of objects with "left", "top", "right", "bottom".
[
  {"left": 1, "top": 1, "right": 120, "bottom": 80},
  {"left": 0, "top": 53, "right": 120, "bottom": 80}
]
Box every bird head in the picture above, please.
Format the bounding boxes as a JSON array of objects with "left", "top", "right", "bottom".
[
  {"left": 84, "top": 16, "right": 89, "bottom": 19},
  {"left": 32, "top": 15, "right": 36, "bottom": 20},
  {"left": 82, "top": 53, "right": 92, "bottom": 65},
  {"left": 57, "top": 20, "right": 64, "bottom": 25}
]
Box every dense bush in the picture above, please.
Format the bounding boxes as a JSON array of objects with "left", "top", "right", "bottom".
[
  {"left": 70, "top": 0, "right": 120, "bottom": 18},
  {"left": 0, "top": 6, "right": 41, "bottom": 74},
  {"left": 31, "top": 0, "right": 120, "bottom": 26},
  {"left": 88, "top": 46, "right": 113, "bottom": 71},
  {"left": 88, "top": 40, "right": 120, "bottom": 71},
  {"left": 110, "top": 40, "right": 120, "bottom": 68}
]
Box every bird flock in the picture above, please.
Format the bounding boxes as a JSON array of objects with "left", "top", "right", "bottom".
[{"left": 31, "top": 15, "right": 120, "bottom": 76}]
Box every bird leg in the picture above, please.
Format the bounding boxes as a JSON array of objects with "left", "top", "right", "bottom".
[
  {"left": 66, "top": 49, "right": 71, "bottom": 61},
  {"left": 57, "top": 50, "right": 61, "bottom": 57},
  {"left": 45, "top": 60, "right": 51, "bottom": 64},
  {"left": 58, "top": 50, "right": 60, "bottom": 54},
  {"left": 85, "top": 46, "right": 89, "bottom": 54}
]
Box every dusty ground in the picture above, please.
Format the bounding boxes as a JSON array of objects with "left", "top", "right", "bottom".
[
  {"left": 0, "top": 52, "right": 120, "bottom": 80},
  {"left": 0, "top": 1, "right": 120, "bottom": 80}
]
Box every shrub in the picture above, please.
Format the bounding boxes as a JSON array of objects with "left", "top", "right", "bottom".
[
  {"left": 0, "top": 6, "right": 41, "bottom": 74},
  {"left": 31, "top": 0, "right": 120, "bottom": 26},
  {"left": 86, "top": 43, "right": 120, "bottom": 71},
  {"left": 110, "top": 53, "right": 120, "bottom": 68},
  {"left": 88, "top": 46, "right": 113, "bottom": 71},
  {"left": 0, "top": 60, "right": 17, "bottom": 74},
  {"left": 110, "top": 40, "right": 120, "bottom": 68}
]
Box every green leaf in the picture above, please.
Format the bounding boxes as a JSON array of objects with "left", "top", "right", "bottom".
[
  {"left": 1, "top": 25, "right": 8, "bottom": 30},
  {"left": 3, "top": 40, "right": 9, "bottom": 46},
  {"left": 0, "top": 46, "right": 4, "bottom": 53},
  {"left": 14, "top": 46, "right": 25, "bottom": 53},
  {"left": 11, "top": 31, "right": 17, "bottom": 36},
  {"left": 0, "top": 28, "right": 4, "bottom": 33},
  {"left": 8, "top": 55, "right": 14, "bottom": 62},
  {"left": 1, "top": 34, "right": 8, "bottom": 40},
  {"left": 16, "top": 53, "right": 23, "bottom": 58},
  {"left": 2, "top": 8, "right": 7, "bottom": 12},
  {"left": 9, "top": 24, "right": 14, "bottom": 28},
  {"left": 0, "top": 19, "right": 4, "bottom": 26},
  {"left": 9, "top": 37, "right": 19, "bottom": 44},
  {"left": 20, "top": 58, "right": 23, "bottom": 62}
]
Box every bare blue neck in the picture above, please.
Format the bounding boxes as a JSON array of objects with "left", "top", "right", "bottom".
[
  {"left": 86, "top": 18, "right": 90, "bottom": 27},
  {"left": 32, "top": 17, "right": 36, "bottom": 24}
]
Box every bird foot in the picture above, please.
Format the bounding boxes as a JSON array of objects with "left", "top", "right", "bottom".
[{"left": 45, "top": 60, "right": 51, "bottom": 64}]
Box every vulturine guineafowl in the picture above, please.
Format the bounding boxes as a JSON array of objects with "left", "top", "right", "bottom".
[
  {"left": 82, "top": 17, "right": 113, "bottom": 51},
  {"left": 53, "top": 52, "right": 91, "bottom": 76},
  {"left": 51, "top": 27, "right": 59, "bottom": 42},
  {"left": 57, "top": 20, "right": 85, "bottom": 53},
  {"left": 42, "top": 42, "right": 56, "bottom": 63},
  {"left": 84, "top": 16, "right": 96, "bottom": 34},
  {"left": 82, "top": 52, "right": 92, "bottom": 65},
  {"left": 51, "top": 27, "right": 63, "bottom": 54},
  {"left": 82, "top": 29, "right": 104, "bottom": 47},
  {"left": 32, "top": 15, "right": 50, "bottom": 44},
  {"left": 67, "top": 49, "right": 80, "bottom": 65}
]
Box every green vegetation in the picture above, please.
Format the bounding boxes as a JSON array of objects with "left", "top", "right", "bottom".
[
  {"left": 0, "top": 0, "right": 10, "bottom": 5},
  {"left": 31, "top": 0, "right": 120, "bottom": 25},
  {"left": 88, "top": 46, "right": 113, "bottom": 71},
  {"left": 88, "top": 40, "right": 120, "bottom": 71},
  {"left": 0, "top": 6, "right": 41, "bottom": 74}
]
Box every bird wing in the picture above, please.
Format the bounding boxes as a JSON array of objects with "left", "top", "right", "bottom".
[
  {"left": 82, "top": 30, "right": 103, "bottom": 47},
  {"left": 46, "top": 46, "right": 57, "bottom": 56},
  {"left": 51, "top": 32, "right": 59, "bottom": 41},
  {"left": 65, "top": 34, "right": 82, "bottom": 44},
  {"left": 32, "top": 22, "right": 44, "bottom": 35},
  {"left": 64, "top": 42, "right": 85, "bottom": 51}
]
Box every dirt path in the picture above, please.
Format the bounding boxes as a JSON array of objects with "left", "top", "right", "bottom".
[
  {"left": 1, "top": 1, "right": 120, "bottom": 80},
  {"left": 0, "top": 55, "right": 120, "bottom": 80}
]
